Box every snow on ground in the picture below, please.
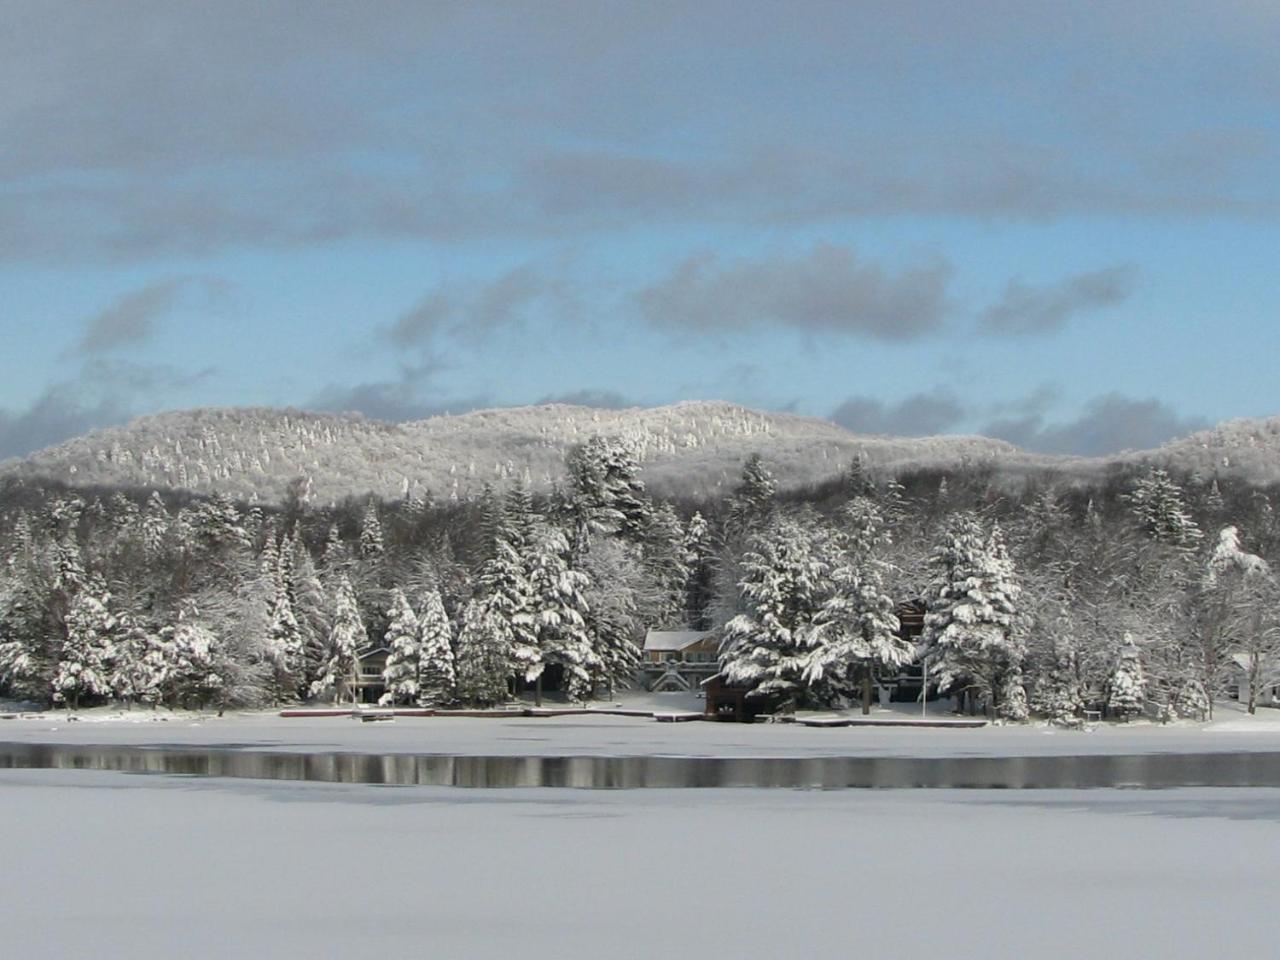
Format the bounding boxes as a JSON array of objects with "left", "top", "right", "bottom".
[
  {"left": 2, "top": 697, "right": 1279, "bottom": 758},
  {"left": 2, "top": 770, "right": 1278, "bottom": 959}
]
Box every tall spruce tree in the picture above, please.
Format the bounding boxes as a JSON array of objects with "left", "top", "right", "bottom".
[
  {"left": 379, "top": 589, "right": 421, "bottom": 706},
  {"left": 416, "top": 587, "right": 456, "bottom": 706},
  {"left": 921, "top": 512, "right": 1023, "bottom": 715}
]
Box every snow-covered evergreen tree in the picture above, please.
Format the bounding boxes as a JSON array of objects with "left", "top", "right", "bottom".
[
  {"left": 52, "top": 581, "right": 117, "bottom": 709},
  {"left": 518, "top": 525, "right": 595, "bottom": 701},
  {"left": 921, "top": 512, "right": 1023, "bottom": 715},
  {"left": 416, "top": 587, "right": 456, "bottom": 706},
  {"left": 996, "top": 666, "right": 1030, "bottom": 721},
  {"left": 681, "top": 510, "right": 716, "bottom": 629},
  {"left": 1127, "top": 468, "right": 1202, "bottom": 547},
  {"left": 639, "top": 502, "right": 690, "bottom": 628},
  {"left": 378, "top": 589, "right": 421, "bottom": 706},
  {"left": 359, "top": 501, "right": 385, "bottom": 561},
  {"left": 564, "top": 435, "right": 650, "bottom": 551},
  {"left": 454, "top": 598, "right": 513, "bottom": 705},
  {"left": 1030, "top": 643, "right": 1085, "bottom": 722},
  {"left": 266, "top": 581, "right": 305, "bottom": 702},
  {"left": 310, "top": 575, "right": 364, "bottom": 703},
  {"left": 1106, "top": 634, "right": 1146, "bottom": 719},
  {"left": 726, "top": 453, "right": 776, "bottom": 536},
  {"left": 164, "top": 610, "right": 225, "bottom": 709},
  {"left": 801, "top": 498, "right": 909, "bottom": 712},
  {"left": 581, "top": 539, "right": 643, "bottom": 694},
  {"left": 719, "top": 513, "right": 834, "bottom": 706}
]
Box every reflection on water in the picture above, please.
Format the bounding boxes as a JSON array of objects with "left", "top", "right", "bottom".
[{"left": 2, "top": 743, "right": 1279, "bottom": 789}]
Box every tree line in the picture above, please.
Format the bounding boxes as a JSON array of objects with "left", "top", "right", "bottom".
[{"left": 2, "top": 439, "right": 1279, "bottom": 720}]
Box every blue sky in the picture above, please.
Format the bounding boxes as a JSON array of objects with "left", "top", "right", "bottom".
[{"left": 1, "top": 0, "right": 1277, "bottom": 458}]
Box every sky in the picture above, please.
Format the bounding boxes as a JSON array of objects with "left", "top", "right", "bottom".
[{"left": 2, "top": 0, "right": 1277, "bottom": 460}]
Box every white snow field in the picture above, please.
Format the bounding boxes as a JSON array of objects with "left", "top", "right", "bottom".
[
  {"left": 2, "top": 771, "right": 1279, "bottom": 960},
  {"left": 3, "top": 696, "right": 1280, "bottom": 758}
]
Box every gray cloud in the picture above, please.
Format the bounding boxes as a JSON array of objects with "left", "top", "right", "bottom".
[
  {"left": 981, "top": 265, "right": 1137, "bottom": 335},
  {"left": 983, "top": 392, "right": 1208, "bottom": 456},
  {"left": 831, "top": 390, "right": 966, "bottom": 437},
  {"left": 307, "top": 357, "right": 488, "bottom": 424},
  {"left": 0, "top": 360, "right": 216, "bottom": 460},
  {"left": 65, "top": 276, "right": 230, "bottom": 357},
  {"left": 389, "top": 264, "right": 574, "bottom": 347},
  {"left": 2, "top": 4, "right": 1275, "bottom": 261},
  {"left": 68, "top": 279, "right": 183, "bottom": 355},
  {"left": 638, "top": 244, "right": 951, "bottom": 339}
]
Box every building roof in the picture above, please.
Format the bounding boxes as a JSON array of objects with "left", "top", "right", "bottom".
[
  {"left": 643, "top": 630, "right": 716, "bottom": 653},
  {"left": 1230, "top": 652, "right": 1280, "bottom": 675}
]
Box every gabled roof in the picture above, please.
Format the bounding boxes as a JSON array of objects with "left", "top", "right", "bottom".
[
  {"left": 643, "top": 630, "right": 716, "bottom": 653},
  {"left": 1230, "top": 652, "right": 1280, "bottom": 675}
]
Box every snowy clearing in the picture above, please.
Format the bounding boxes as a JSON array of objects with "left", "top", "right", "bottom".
[{"left": 2, "top": 771, "right": 1279, "bottom": 959}]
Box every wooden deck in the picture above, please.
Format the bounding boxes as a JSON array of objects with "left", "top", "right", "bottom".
[{"left": 797, "top": 716, "right": 988, "bottom": 729}]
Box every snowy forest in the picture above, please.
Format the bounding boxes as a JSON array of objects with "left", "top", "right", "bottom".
[{"left": 2, "top": 434, "right": 1279, "bottom": 721}]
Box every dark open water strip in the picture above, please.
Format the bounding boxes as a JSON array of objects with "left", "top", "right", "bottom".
[{"left": 5, "top": 742, "right": 1280, "bottom": 789}]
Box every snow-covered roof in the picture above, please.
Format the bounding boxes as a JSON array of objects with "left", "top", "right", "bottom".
[
  {"left": 643, "top": 630, "right": 716, "bottom": 653},
  {"left": 1229, "top": 652, "right": 1280, "bottom": 674}
]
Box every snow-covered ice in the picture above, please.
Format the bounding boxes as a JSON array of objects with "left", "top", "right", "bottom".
[{"left": 2, "top": 770, "right": 1278, "bottom": 959}]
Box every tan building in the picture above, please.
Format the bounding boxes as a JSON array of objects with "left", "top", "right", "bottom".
[{"left": 641, "top": 630, "right": 719, "bottom": 692}]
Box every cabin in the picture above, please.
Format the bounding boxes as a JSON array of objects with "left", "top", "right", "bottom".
[
  {"left": 640, "top": 630, "right": 719, "bottom": 692},
  {"left": 353, "top": 645, "right": 389, "bottom": 704},
  {"left": 1228, "top": 653, "right": 1280, "bottom": 707}
]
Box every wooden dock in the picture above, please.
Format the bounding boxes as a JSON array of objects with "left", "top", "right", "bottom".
[{"left": 797, "top": 716, "right": 988, "bottom": 729}]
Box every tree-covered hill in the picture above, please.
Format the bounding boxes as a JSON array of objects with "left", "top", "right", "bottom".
[{"left": 2, "top": 400, "right": 1278, "bottom": 505}]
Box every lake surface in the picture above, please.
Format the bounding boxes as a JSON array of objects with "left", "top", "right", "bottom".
[{"left": 4, "top": 741, "right": 1280, "bottom": 788}]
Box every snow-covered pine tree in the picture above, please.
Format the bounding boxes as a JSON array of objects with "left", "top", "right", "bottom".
[
  {"left": 108, "top": 609, "right": 155, "bottom": 706},
  {"left": 719, "top": 512, "right": 834, "bottom": 707},
  {"left": 310, "top": 574, "right": 365, "bottom": 703},
  {"left": 479, "top": 498, "right": 536, "bottom": 690},
  {"left": 291, "top": 545, "right": 332, "bottom": 696},
  {"left": 801, "top": 498, "right": 909, "bottom": 713},
  {"left": 454, "top": 598, "right": 513, "bottom": 706},
  {"left": 726, "top": 454, "right": 776, "bottom": 536},
  {"left": 52, "top": 580, "right": 117, "bottom": 709},
  {"left": 564, "top": 435, "right": 650, "bottom": 552},
  {"left": 638, "top": 502, "right": 690, "bottom": 628},
  {"left": 164, "top": 608, "right": 225, "bottom": 709},
  {"left": 921, "top": 512, "right": 1023, "bottom": 716},
  {"left": 1126, "top": 468, "right": 1202, "bottom": 547},
  {"left": 359, "top": 501, "right": 385, "bottom": 561},
  {"left": 681, "top": 510, "right": 716, "bottom": 630},
  {"left": 519, "top": 524, "right": 596, "bottom": 702},
  {"left": 996, "top": 666, "right": 1030, "bottom": 721},
  {"left": 378, "top": 588, "right": 421, "bottom": 706},
  {"left": 416, "top": 587, "right": 456, "bottom": 706},
  {"left": 1030, "top": 642, "right": 1085, "bottom": 723},
  {"left": 266, "top": 580, "right": 305, "bottom": 702},
  {"left": 581, "top": 539, "right": 643, "bottom": 694},
  {"left": 141, "top": 492, "right": 170, "bottom": 558},
  {"left": 1106, "top": 634, "right": 1146, "bottom": 719}
]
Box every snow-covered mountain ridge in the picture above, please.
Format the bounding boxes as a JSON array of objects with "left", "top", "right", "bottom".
[{"left": 1, "top": 401, "right": 1277, "bottom": 504}]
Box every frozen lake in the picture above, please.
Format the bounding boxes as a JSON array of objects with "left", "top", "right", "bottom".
[{"left": 3, "top": 770, "right": 1279, "bottom": 959}]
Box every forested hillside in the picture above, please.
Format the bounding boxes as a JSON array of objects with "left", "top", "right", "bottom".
[
  {"left": 15, "top": 400, "right": 1276, "bottom": 506},
  {"left": 3, "top": 429, "right": 1279, "bottom": 721}
]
